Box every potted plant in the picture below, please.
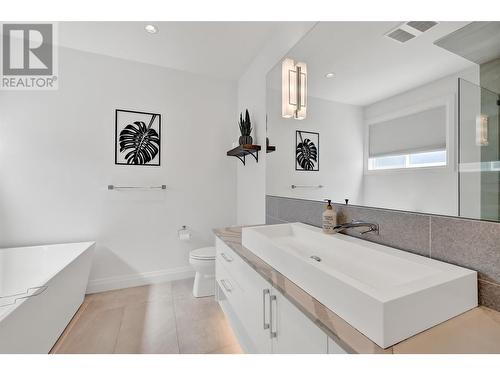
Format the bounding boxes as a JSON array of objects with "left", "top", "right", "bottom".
[{"left": 238, "top": 109, "right": 253, "bottom": 145}]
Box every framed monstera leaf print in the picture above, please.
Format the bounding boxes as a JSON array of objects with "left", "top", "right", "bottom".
[
  {"left": 115, "top": 109, "right": 161, "bottom": 166},
  {"left": 295, "top": 130, "right": 319, "bottom": 171}
]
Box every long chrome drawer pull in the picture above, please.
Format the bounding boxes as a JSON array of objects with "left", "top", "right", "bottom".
[
  {"left": 220, "top": 253, "right": 233, "bottom": 262},
  {"left": 263, "top": 289, "right": 270, "bottom": 330},
  {"left": 270, "top": 295, "right": 277, "bottom": 338},
  {"left": 220, "top": 279, "right": 232, "bottom": 293}
]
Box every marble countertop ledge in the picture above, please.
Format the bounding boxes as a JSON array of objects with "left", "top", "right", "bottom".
[{"left": 214, "top": 226, "right": 500, "bottom": 354}]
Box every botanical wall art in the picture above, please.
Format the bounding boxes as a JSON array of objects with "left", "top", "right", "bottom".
[
  {"left": 295, "top": 130, "right": 319, "bottom": 171},
  {"left": 115, "top": 109, "right": 161, "bottom": 166}
]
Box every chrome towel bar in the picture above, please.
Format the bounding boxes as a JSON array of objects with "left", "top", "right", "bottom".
[
  {"left": 291, "top": 184, "right": 323, "bottom": 189},
  {"left": 107, "top": 185, "right": 167, "bottom": 190}
]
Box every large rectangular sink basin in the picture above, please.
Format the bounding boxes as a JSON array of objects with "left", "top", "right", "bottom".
[{"left": 242, "top": 222, "right": 477, "bottom": 348}]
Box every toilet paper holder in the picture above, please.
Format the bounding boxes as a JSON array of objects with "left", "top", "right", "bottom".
[{"left": 178, "top": 225, "right": 191, "bottom": 241}]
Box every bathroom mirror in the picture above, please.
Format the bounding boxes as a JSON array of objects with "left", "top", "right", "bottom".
[{"left": 266, "top": 21, "right": 500, "bottom": 221}]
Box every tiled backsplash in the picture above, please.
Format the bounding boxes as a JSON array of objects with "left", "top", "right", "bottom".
[{"left": 266, "top": 195, "right": 500, "bottom": 312}]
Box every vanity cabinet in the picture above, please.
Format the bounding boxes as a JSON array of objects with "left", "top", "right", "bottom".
[
  {"left": 271, "top": 287, "right": 328, "bottom": 353},
  {"left": 215, "top": 238, "right": 328, "bottom": 354}
]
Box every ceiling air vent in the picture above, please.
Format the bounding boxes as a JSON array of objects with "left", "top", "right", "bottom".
[
  {"left": 386, "top": 28, "right": 416, "bottom": 43},
  {"left": 385, "top": 21, "right": 439, "bottom": 43},
  {"left": 406, "top": 21, "right": 438, "bottom": 33}
]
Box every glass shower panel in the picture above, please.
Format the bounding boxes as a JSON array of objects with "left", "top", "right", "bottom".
[{"left": 459, "top": 78, "right": 500, "bottom": 221}]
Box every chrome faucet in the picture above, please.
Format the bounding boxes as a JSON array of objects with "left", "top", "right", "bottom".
[{"left": 333, "top": 220, "right": 379, "bottom": 235}]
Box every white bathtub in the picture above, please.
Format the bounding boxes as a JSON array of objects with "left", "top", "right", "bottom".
[{"left": 0, "top": 241, "right": 95, "bottom": 353}]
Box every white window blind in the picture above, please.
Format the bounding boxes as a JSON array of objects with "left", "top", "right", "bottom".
[{"left": 368, "top": 106, "right": 447, "bottom": 158}]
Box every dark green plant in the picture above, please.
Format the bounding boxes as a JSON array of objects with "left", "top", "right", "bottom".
[{"left": 238, "top": 109, "right": 252, "bottom": 136}]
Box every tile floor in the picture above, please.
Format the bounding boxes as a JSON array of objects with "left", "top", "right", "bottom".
[{"left": 51, "top": 278, "right": 242, "bottom": 354}]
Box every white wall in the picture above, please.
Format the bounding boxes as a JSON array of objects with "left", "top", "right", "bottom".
[
  {"left": 266, "top": 90, "right": 364, "bottom": 204},
  {"left": 363, "top": 67, "right": 479, "bottom": 215},
  {"left": 0, "top": 47, "right": 237, "bottom": 292},
  {"left": 236, "top": 22, "right": 316, "bottom": 225}
]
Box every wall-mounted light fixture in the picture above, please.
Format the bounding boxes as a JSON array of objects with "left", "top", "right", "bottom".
[
  {"left": 476, "top": 114, "right": 489, "bottom": 146},
  {"left": 282, "top": 58, "right": 307, "bottom": 120}
]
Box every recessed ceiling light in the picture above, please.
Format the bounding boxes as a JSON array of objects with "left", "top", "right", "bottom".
[
  {"left": 145, "top": 24, "right": 158, "bottom": 34},
  {"left": 325, "top": 72, "right": 335, "bottom": 78}
]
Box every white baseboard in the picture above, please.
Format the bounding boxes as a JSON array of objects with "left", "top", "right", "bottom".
[{"left": 86, "top": 266, "right": 195, "bottom": 294}]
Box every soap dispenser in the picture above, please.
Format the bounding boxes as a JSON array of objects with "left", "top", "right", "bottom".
[{"left": 322, "top": 199, "right": 337, "bottom": 234}]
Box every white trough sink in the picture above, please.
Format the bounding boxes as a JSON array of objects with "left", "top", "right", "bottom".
[{"left": 242, "top": 222, "right": 477, "bottom": 348}]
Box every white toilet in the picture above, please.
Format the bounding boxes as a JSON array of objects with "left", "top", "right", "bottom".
[{"left": 189, "top": 246, "right": 216, "bottom": 297}]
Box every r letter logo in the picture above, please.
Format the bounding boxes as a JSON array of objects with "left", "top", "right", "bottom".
[{"left": 1, "top": 23, "right": 58, "bottom": 90}]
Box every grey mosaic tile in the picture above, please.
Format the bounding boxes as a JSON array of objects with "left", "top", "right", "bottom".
[
  {"left": 265, "top": 215, "right": 288, "bottom": 225},
  {"left": 333, "top": 204, "right": 431, "bottom": 257},
  {"left": 270, "top": 196, "right": 323, "bottom": 227},
  {"left": 478, "top": 280, "right": 500, "bottom": 312},
  {"left": 265, "top": 195, "right": 280, "bottom": 218},
  {"left": 267, "top": 196, "right": 431, "bottom": 257},
  {"left": 430, "top": 216, "right": 500, "bottom": 283}
]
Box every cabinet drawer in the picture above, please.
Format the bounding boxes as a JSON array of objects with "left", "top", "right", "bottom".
[
  {"left": 215, "top": 258, "right": 243, "bottom": 311},
  {"left": 216, "top": 238, "right": 253, "bottom": 284},
  {"left": 216, "top": 237, "right": 268, "bottom": 294},
  {"left": 216, "top": 238, "right": 274, "bottom": 353},
  {"left": 216, "top": 237, "right": 244, "bottom": 269}
]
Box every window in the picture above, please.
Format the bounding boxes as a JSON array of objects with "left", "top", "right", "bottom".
[
  {"left": 367, "top": 104, "right": 449, "bottom": 171},
  {"left": 370, "top": 154, "right": 406, "bottom": 170},
  {"left": 368, "top": 150, "right": 446, "bottom": 171},
  {"left": 408, "top": 150, "right": 447, "bottom": 167}
]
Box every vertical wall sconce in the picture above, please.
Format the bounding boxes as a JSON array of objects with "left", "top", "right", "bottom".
[
  {"left": 282, "top": 58, "right": 307, "bottom": 120},
  {"left": 476, "top": 114, "right": 489, "bottom": 146}
]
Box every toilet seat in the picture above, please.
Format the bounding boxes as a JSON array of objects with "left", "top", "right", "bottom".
[{"left": 189, "top": 246, "right": 216, "bottom": 260}]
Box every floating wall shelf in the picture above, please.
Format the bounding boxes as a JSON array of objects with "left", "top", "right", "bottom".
[
  {"left": 266, "top": 145, "right": 276, "bottom": 153},
  {"left": 227, "top": 144, "right": 261, "bottom": 165}
]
